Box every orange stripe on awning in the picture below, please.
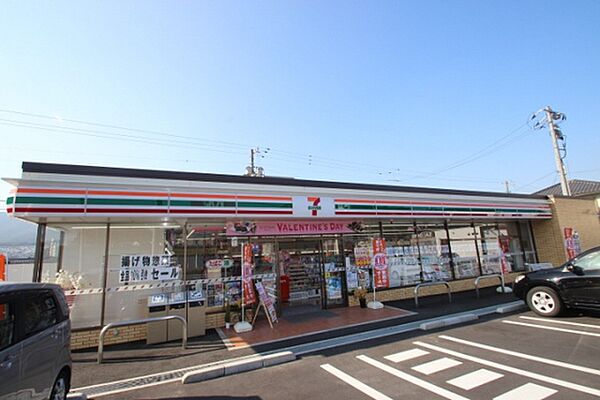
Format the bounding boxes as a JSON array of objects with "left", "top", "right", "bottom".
[
  {"left": 87, "top": 190, "right": 169, "bottom": 197},
  {"left": 16, "top": 188, "right": 86, "bottom": 195}
]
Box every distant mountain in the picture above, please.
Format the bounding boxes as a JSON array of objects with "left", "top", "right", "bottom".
[{"left": 0, "top": 213, "right": 37, "bottom": 246}]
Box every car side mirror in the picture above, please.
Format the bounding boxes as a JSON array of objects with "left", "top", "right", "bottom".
[{"left": 568, "top": 264, "right": 585, "bottom": 276}]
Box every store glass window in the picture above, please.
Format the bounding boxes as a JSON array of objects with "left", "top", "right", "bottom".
[
  {"left": 342, "top": 223, "right": 382, "bottom": 291},
  {"left": 42, "top": 224, "right": 107, "bottom": 329},
  {"left": 382, "top": 223, "right": 422, "bottom": 287},
  {"left": 104, "top": 224, "right": 186, "bottom": 323},
  {"left": 448, "top": 223, "right": 480, "bottom": 279},
  {"left": 476, "top": 223, "right": 503, "bottom": 275},
  {"left": 186, "top": 225, "right": 241, "bottom": 309},
  {"left": 416, "top": 224, "right": 453, "bottom": 282},
  {"left": 498, "top": 222, "right": 526, "bottom": 272},
  {"left": 518, "top": 221, "right": 537, "bottom": 266}
]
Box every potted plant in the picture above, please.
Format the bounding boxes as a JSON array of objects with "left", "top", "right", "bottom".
[
  {"left": 354, "top": 287, "right": 368, "bottom": 308},
  {"left": 224, "top": 300, "right": 231, "bottom": 329}
]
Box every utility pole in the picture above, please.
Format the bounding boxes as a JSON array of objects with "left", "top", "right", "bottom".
[
  {"left": 531, "top": 106, "right": 571, "bottom": 196},
  {"left": 244, "top": 147, "right": 267, "bottom": 177},
  {"left": 504, "top": 180, "right": 511, "bottom": 193}
]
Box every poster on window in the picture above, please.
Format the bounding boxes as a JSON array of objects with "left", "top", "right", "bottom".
[
  {"left": 372, "top": 238, "right": 389, "bottom": 288},
  {"left": 242, "top": 243, "right": 256, "bottom": 305},
  {"left": 326, "top": 276, "right": 343, "bottom": 299},
  {"left": 119, "top": 254, "right": 181, "bottom": 283},
  {"left": 354, "top": 246, "right": 372, "bottom": 268},
  {"left": 345, "top": 257, "right": 359, "bottom": 290}
]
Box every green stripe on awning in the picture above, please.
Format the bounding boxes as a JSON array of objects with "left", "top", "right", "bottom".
[
  {"left": 5, "top": 197, "right": 13, "bottom": 205},
  {"left": 170, "top": 200, "right": 236, "bottom": 207},
  {"left": 335, "top": 204, "right": 377, "bottom": 210},
  {"left": 15, "top": 196, "right": 85, "bottom": 205},
  {"left": 237, "top": 202, "right": 292, "bottom": 208}
]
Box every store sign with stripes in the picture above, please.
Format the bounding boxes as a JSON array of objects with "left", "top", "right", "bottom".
[
  {"left": 6, "top": 188, "right": 294, "bottom": 217},
  {"left": 6, "top": 188, "right": 552, "bottom": 219},
  {"left": 334, "top": 198, "right": 552, "bottom": 219}
]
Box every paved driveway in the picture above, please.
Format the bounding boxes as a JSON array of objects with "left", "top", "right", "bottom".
[{"left": 95, "top": 310, "right": 600, "bottom": 400}]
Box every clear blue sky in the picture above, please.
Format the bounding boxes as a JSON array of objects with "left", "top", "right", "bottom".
[{"left": 1, "top": 1, "right": 599, "bottom": 203}]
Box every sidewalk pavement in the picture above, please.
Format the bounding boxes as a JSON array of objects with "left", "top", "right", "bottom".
[{"left": 71, "top": 286, "right": 515, "bottom": 389}]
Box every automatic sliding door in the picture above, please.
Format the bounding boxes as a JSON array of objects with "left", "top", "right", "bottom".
[{"left": 322, "top": 238, "right": 347, "bottom": 308}]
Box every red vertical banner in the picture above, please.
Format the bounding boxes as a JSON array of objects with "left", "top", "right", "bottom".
[
  {"left": 0, "top": 254, "right": 6, "bottom": 281},
  {"left": 242, "top": 243, "right": 256, "bottom": 305},
  {"left": 563, "top": 227, "right": 581, "bottom": 259},
  {"left": 498, "top": 236, "right": 511, "bottom": 274},
  {"left": 372, "top": 238, "right": 389, "bottom": 289}
]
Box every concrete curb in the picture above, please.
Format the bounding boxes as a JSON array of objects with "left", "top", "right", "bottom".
[
  {"left": 419, "top": 314, "right": 478, "bottom": 331},
  {"left": 182, "top": 351, "right": 297, "bottom": 384},
  {"left": 67, "top": 393, "right": 87, "bottom": 400},
  {"left": 496, "top": 302, "right": 526, "bottom": 314}
]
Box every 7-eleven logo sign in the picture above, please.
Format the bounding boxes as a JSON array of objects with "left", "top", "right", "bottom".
[{"left": 307, "top": 197, "right": 321, "bottom": 216}]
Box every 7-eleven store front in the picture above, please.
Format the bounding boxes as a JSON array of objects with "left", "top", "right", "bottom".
[{"left": 4, "top": 162, "right": 551, "bottom": 348}]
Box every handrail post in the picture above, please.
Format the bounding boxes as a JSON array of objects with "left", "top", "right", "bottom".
[
  {"left": 97, "top": 315, "right": 188, "bottom": 364},
  {"left": 475, "top": 274, "right": 505, "bottom": 298},
  {"left": 414, "top": 281, "right": 452, "bottom": 308}
]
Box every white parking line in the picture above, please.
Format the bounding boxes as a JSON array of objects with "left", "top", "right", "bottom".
[
  {"left": 493, "top": 383, "right": 557, "bottom": 400},
  {"left": 502, "top": 320, "right": 600, "bottom": 338},
  {"left": 414, "top": 341, "right": 600, "bottom": 397},
  {"left": 320, "top": 363, "right": 393, "bottom": 400},
  {"left": 439, "top": 335, "right": 600, "bottom": 376},
  {"left": 412, "top": 357, "right": 462, "bottom": 375},
  {"left": 385, "top": 348, "right": 430, "bottom": 363},
  {"left": 520, "top": 315, "right": 600, "bottom": 329},
  {"left": 357, "top": 355, "right": 470, "bottom": 400},
  {"left": 447, "top": 369, "right": 504, "bottom": 390}
]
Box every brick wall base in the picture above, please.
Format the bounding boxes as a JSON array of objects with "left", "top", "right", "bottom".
[{"left": 71, "top": 273, "right": 519, "bottom": 350}]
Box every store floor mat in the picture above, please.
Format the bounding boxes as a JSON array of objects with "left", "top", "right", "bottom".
[{"left": 217, "top": 305, "right": 414, "bottom": 350}]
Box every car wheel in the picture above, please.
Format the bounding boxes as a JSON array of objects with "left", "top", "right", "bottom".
[
  {"left": 50, "top": 371, "right": 68, "bottom": 400},
  {"left": 526, "top": 286, "right": 562, "bottom": 317}
]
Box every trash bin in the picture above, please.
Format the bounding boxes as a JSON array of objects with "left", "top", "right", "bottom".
[
  {"left": 187, "top": 287, "right": 206, "bottom": 337},
  {"left": 167, "top": 291, "right": 187, "bottom": 341},
  {"left": 146, "top": 293, "right": 168, "bottom": 345}
]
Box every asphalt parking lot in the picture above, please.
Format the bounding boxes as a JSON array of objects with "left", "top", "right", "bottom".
[{"left": 93, "top": 310, "right": 600, "bottom": 400}]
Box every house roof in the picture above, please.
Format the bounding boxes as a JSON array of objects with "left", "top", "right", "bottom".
[
  {"left": 20, "top": 161, "right": 547, "bottom": 200},
  {"left": 534, "top": 179, "right": 600, "bottom": 197}
]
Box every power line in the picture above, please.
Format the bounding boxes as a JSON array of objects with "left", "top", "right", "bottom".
[
  {"left": 0, "top": 108, "right": 251, "bottom": 151},
  {"left": 399, "top": 121, "right": 531, "bottom": 183}
]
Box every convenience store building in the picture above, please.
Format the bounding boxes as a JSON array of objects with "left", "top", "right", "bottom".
[{"left": 4, "top": 162, "right": 556, "bottom": 348}]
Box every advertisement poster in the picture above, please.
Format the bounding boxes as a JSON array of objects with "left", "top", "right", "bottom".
[
  {"left": 345, "top": 257, "right": 359, "bottom": 290},
  {"left": 372, "top": 238, "right": 389, "bottom": 288},
  {"left": 224, "top": 281, "right": 242, "bottom": 306},
  {"left": 326, "top": 276, "right": 343, "bottom": 300},
  {"left": 255, "top": 281, "right": 278, "bottom": 323},
  {"left": 564, "top": 228, "right": 582, "bottom": 259},
  {"left": 119, "top": 254, "right": 180, "bottom": 283},
  {"left": 227, "top": 220, "right": 361, "bottom": 236},
  {"left": 354, "top": 246, "right": 372, "bottom": 268},
  {"left": 242, "top": 243, "right": 256, "bottom": 305}
]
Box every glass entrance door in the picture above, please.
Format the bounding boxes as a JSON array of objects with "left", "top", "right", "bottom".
[
  {"left": 321, "top": 238, "right": 348, "bottom": 308},
  {"left": 278, "top": 239, "right": 323, "bottom": 308}
]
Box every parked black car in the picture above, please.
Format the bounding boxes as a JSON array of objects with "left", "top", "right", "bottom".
[{"left": 513, "top": 246, "right": 600, "bottom": 317}]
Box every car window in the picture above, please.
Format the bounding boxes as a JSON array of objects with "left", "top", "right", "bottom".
[
  {"left": 0, "top": 300, "right": 15, "bottom": 351},
  {"left": 573, "top": 249, "right": 600, "bottom": 271},
  {"left": 22, "top": 291, "right": 58, "bottom": 337}
]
